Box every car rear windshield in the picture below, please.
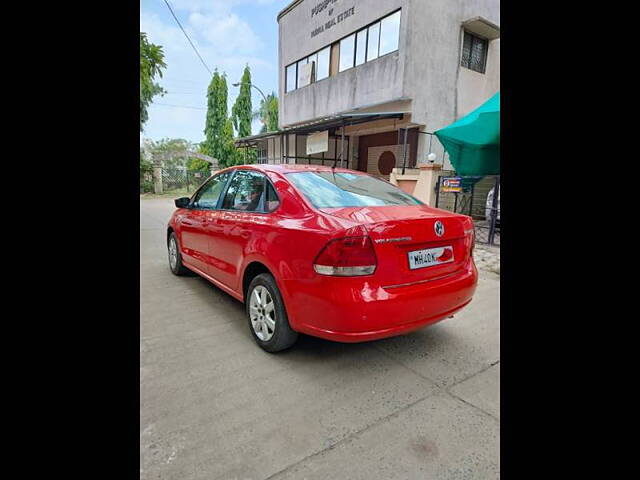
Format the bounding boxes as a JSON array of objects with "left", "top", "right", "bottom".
[{"left": 286, "top": 171, "right": 423, "bottom": 208}]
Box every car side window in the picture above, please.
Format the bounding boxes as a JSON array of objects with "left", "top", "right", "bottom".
[
  {"left": 192, "top": 172, "right": 230, "bottom": 210},
  {"left": 265, "top": 181, "right": 280, "bottom": 212},
  {"left": 221, "top": 171, "right": 266, "bottom": 212}
]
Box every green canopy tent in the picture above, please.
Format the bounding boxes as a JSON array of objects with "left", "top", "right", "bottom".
[{"left": 435, "top": 91, "right": 500, "bottom": 176}]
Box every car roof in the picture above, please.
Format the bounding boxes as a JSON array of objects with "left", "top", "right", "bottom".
[{"left": 226, "top": 164, "right": 362, "bottom": 175}]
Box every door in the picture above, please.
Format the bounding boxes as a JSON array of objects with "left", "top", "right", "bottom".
[
  {"left": 178, "top": 171, "right": 231, "bottom": 273},
  {"left": 208, "top": 170, "right": 279, "bottom": 291}
]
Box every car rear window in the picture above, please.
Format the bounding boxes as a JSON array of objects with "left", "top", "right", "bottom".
[{"left": 286, "top": 171, "right": 423, "bottom": 208}]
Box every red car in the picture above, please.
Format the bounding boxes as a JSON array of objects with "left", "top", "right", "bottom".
[{"left": 167, "top": 164, "right": 478, "bottom": 352}]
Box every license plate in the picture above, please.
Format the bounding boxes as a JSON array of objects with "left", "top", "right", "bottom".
[{"left": 408, "top": 246, "right": 454, "bottom": 270}]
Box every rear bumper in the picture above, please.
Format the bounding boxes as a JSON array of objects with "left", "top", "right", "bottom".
[{"left": 282, "top": 258, "right": 478, "bottom": 343}]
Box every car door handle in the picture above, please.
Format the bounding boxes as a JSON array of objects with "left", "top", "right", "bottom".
[{"left": 182, "top": 220, "right": 195, "bottom": 227}]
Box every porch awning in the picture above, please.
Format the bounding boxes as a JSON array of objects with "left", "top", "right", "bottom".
[
  {"left": 435, "top": 92, "right": 500, "bottom": 176},
  {"left": 234, "top": 111, "right": 406, "bottom": 147}
]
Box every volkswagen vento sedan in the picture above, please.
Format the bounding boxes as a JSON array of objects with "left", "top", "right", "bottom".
[{"left": 167, "top": 164, "right": 478, "bottom": 352}]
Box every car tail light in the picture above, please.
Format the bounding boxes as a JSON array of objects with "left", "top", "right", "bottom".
[
  {"left": 313, "top": 236, "right": 377, "bottom": 276},
  {"left": 464, "top": 227, "right": 475, "bottom": 257}
]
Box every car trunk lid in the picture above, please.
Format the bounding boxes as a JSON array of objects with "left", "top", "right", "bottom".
[{"left": 319, "top": 205, "right": 472, "bottom": 286}]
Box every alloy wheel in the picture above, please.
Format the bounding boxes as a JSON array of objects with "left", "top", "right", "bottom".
[
  {"left": 169, "top": 237, "right": 178, "bottom": 270},
  {"left": 249, "top": 285, "right": 276, "bottom": 341}
]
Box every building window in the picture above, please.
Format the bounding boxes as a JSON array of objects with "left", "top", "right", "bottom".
[
  {"left": 461, "top": 31, "right": 488, "bottom": 73},
  {"left": 297, "top": 57, "right": 309, "bottom": 87},
  {"left": 285, "top": 63, "right": 296, "bottom": 93},
  {"left": 284, "top": 9, "right": 401, "bottom": 93},
  {"left": 355, "top": 29, "right": 367, "bottom": 66},
  {"left": 316, "top": 46, "right": 330, "bottom": 80},
  {"left": 379, "top": 10, "right": 401, "bottom": 56},
  {"left": 366, "top": 21, "right": 380, "bottom": 62},
  {"left": 339, "top": 33, "right": 355, "bottom": 72}
]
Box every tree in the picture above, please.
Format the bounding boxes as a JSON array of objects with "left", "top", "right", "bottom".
[
  {"left": 145, "top": 138, "right": 199, "bottom": 169},
  {"left": 253, "top": 92, "right": 279, "bottom": 133},
  {"left": 202, "top": 70, "right": 243, "bottom": 168},
  {"left": 140, "top": 148, "right": 153, "bottom": 175},
  {"left": 231, "top": 65, "right": 257, "bottom": 164},
  {"left": 140, "top": 147, "right": 154, "bottom": 193},
  {"left": 223, "top": 118, "right": 242, "bottom": 166},
  {"left": 231, "top": 65, "right": 253, "bottom": 138},
  {"left": 186, "top": 157, "right": 210, "bottom": 173},
  {"left": 140, "top": 32, "right": 167, "bottom": 132},
  {"left": 203, "top": 70, "right": 229, "bottom": 167}
]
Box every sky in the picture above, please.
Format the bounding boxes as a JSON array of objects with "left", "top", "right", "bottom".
[{"left": 140, "top": 0, "right": 290, "bottom": 146}]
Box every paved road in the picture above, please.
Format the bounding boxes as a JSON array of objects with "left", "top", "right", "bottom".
[{"left": 140, "top": 197, "right": 500, "bottom": 480}]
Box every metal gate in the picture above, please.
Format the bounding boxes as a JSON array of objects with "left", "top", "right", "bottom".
[
  {"left": 435, "top": 174, "right": 500, "bottom": 246},
  {"left": 160, "top": 168, "right": 210, "bottom": 195}
]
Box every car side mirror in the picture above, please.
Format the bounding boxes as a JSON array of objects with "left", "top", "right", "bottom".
[{"left": 174, "top": 197, "right": 190, "bottom": 209}]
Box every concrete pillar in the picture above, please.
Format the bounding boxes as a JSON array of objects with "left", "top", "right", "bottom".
[
  {"left": 210, "top": 162, "right": 218, "bottom": 176},
  {"left": 389, "top": 168, "right": 399, "bottom": 186},
  {"left": 413, "top": 163, "right": 442, "bottom": 207},
  {"left": 153, "top": 162, "right": 163, "bottom": 194}
]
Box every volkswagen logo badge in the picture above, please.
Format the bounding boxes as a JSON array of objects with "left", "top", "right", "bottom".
[{"left": 434, "top": 221, "right": 444, "bottom": 237}]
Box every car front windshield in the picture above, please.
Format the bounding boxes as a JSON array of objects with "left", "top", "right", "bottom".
[{"left": 286, "top": 171, "right": 423, "bottom": 208}]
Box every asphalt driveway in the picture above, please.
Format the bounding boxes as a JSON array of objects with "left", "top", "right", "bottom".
[{"left": 140, "top": 197, "right": 500, "bottom": 480}]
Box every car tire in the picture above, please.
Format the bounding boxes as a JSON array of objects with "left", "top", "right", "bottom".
[
  {"left": 168, "top": 232, "right": 189, "bottom": 276},
  {"left": 246, "top": 273, "right": 298, "bottom": 353}
]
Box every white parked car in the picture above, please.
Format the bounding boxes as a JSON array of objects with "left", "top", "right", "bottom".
[{"left": 485, "top": 187, "right": 500, "bottom": 223}]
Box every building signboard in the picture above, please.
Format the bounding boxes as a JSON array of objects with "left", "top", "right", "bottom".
[
  {"left": 306, "top": 130, "right": 329, "bottom": 155},
  {"left": 441, "top": 176, "right": 463, "bottom": 193},
  {"left": 310, "top": 0, "right": 356, "bottom": 38}
]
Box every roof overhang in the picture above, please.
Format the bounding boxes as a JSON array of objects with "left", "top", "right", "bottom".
[
  {"left": 462, "top": 17, "right": 500, "bottom": 40},
  {"left": 235, "top": 112, "right": 407, "bottom": 147},
  {"left": 277, "top": 0, "right": 304, "bottom": 22}
]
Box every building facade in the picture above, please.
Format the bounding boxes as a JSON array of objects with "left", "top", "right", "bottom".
[{"left": 236, "top": 0, "right": 499, "bottom": 178}]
